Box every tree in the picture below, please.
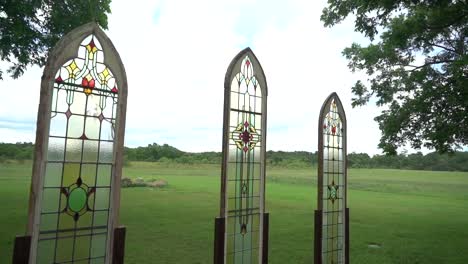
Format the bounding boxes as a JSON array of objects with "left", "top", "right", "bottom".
[
  {"left": 0, "top": 0, "right": 111, "bottom": 79},
  {"left": 321, "top": 0, "right": 467, "bottom": 154}
]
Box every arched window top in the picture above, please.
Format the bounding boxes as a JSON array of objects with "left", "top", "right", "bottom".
[
  {"left": 43, "top": 22, "right": 127, "bottom": 97},
  {"left": 224, "top": 47, "right": 268, "bottom": 96},
  {"left": 319, "top": 92, "right": 347, "bottom": 127}
]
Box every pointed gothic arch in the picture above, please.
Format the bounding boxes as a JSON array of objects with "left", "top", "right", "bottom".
[
  {"left": 214, "top": 48, "right": 268, "bottom": 264},
  {"left": 25, "top": 23, "right": 127, "bottom": 264},
  {"left": 315, "top": 92, "right": 349, "bottom": 264}
]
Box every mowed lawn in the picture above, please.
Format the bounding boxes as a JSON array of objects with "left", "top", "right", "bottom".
[{"left": 1, "top": 161, "right": 467, "bottom": 263}]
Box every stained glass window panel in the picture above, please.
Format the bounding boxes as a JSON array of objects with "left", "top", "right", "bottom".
[
  {"left": 35, "top": 34, "right": 120, "bottom": 263},
  {"left": 222, "top": 49, "right": 267, "bottom": 264},
  {"left": 319, "top": 94, "right": 347, "bottom": 264}
]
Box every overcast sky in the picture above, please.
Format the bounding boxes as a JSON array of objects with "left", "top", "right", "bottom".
[{"left": 0, "top": 0, "right": 410, "bottom": 155}]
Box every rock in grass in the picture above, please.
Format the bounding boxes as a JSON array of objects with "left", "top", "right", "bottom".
[
  {"left": 121, "top": 177, "right": 167, "bottom": 188},
  {"left": 121, "top": 177, "right": 133, "bottom": 188},
  {"left": 147, "top": 179, "right": 168, "bottom": 188}
]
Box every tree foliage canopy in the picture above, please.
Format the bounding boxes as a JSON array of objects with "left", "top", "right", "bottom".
[
  {"left": 321, "top": 0, "right": 467, "bottom": 154},
  {"left": 0, "top": 0, "right": 111, "bottom": 79}
]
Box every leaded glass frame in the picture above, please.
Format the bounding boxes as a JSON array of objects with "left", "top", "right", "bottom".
[
  {"left": 27, "top": 23, "right": 127, "bottom": 264},
  {"left": 317, "top": 93, "right": 347, "bottom": 264},
  {"left": 220, "top": 48, "right": 268, "bottom": 264}
]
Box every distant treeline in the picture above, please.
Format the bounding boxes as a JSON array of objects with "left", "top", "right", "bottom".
[{"left": 1, "top": 142, "right": 468, "bottom": 172}]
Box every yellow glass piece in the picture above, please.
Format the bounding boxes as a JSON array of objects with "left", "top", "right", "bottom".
[
  {"left": 99, "top": 68, "right": 112, "bottom": 84},
  {"left": 86, "top": 41, "right": 98, "bottom": 60},
  {"left": 65, "top": 60, "right": 79, "bottom": 79}
]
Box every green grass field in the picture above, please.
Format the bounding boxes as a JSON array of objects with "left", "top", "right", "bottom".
[{"left": 1, "top": 161, "right": 467, "bottom": 263}]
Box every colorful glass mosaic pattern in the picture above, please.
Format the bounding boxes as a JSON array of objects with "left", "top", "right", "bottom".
[
  {"left": 224, "top": 53, "right": 265, "bottom": 264},
  {"left": 320, "top": 96, "right": 346, "bottom": 264},
  {"left": 36, "top": 35, "right": 118, "bottom": 263}
]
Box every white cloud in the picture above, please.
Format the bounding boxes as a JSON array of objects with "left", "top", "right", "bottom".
[{"left": 0, "top": 0, "right": 410, "bottom": 155}]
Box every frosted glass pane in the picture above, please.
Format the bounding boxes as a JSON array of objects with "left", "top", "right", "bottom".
[
  {"left": 254, "top": 96, "right": 262, "bottom": 113},
  {"left": 47, "top": 137, "right": 65, "bottom": 161},
  {"left": 83, "top": 140, "right": 99, "bottom": 162},
  {"left": 44, "top": 163, "right": 63, "bottom": 187},
  {"left": 86, "top": 95, "right": 101, "bottom": 117},
  {"left": 253, "top": 149, "right": 261, "bottom": 163},
  {"left": 254, "top": 114, "right": 261, "bottom": 128},
  {"left": 228, "top": 144, "right": 239, "bottom": 163},
  {"left": 74, "top": 236, "right": 91, "bottom": 259},
  {"left": 40, "top": 213, "right": 58, "bottom": 231},
  {"left": 97, "top": 165, "right": 111, "bottom": 186},
  {"left": 100, "top": 120, "right": 113, "bottom": 141},
  {"left": 242, "top": 249, "right": 252, "bottom": 263},
  {"left": 55, "top": 238, "right": 74, "bottom": 262},
  {"left": 95, "top": 188, "right": 110, "bottom": 210},
  {"left": 230, "top": 78, "right": 239, "bottom": 93},
  {"left": 230, "top": 92, "right": 239, "bottom": 108},
  {"left": 85, "top": 117, "right": 100, "bottom": 140},
  {"left": 102, "top": 96, "right": 115, "bottom": 118},
  {"left": 69, "top": 92, "right": 86, "bottom": 115},
  {"left": 58, "top": 211, "right": 75, "bottom": 231},
  {"left": 90, "top": 257, "right": 105, "bottom": 264},
  {"left": 37, "top": 240, "right": 55, "bottom": 263},
  {"left": 41, "top": 188, "right": 60, "bottom": 213},
  {"left": 81, "top": 164, "right": 97, "bottom": 186},
  {"left": 93, "top": 211, "right": 109, "bottom": 226},
  {"left": 99, "top": 142, "right": 113, "bottom": 163},
  {"left": 67, "top": 115, "right": 84, "bottom": 138},
  {"left": 91, "top": 234, "right": 107, "bottom": 257},
  {"left": 49, "top": 114, "right": 67, "bottom": 137},
  {"left": 76, "top": 211, "right": 92, "bottom": 229},
  {"left": 63, "top": 163, "right": 80, "bottom": 187},
  {"left": 55, "top": 89, "right": 69, "bottom": 113},
  {"left": 230, "top": 110, "right": 239, "bottom": 127},
  {"left": 65, "top": 139, "right": 82, "bottom": 162}
]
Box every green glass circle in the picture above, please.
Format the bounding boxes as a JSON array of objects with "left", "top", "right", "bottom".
[{"left": 68, "top": 187, "right": 87, "bottom": 213}]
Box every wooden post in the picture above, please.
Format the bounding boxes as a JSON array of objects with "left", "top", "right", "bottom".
[
  {"left": 345, "top": 208, "right": 349, "bottom": 264},
  {"left": 262, "top": 213, "right": 269, "bottom": 264},
  {"left": 314, "top": 210, "right": 322, "bottom": 264},
  {"left": 112, "top": 226, "right": 126, "bottom": 264},
  {"left": 213, "top": 217, "right": 225, "bottom": 264},
  {"left": 12, "top": 235, "right": 31, "bottom": 264}
]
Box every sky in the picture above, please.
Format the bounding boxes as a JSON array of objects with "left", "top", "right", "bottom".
[{"left": 0, "top": 0, "right": 414, "bottom": 155}]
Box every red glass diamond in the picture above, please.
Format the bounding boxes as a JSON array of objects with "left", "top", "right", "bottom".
[
  {"left": 65, "top": 109, "right": 72, "bottom": 119},
  {"left": 89, "top": 39, "right": 96, "bottom": 49},
  {"left": 111, "top": 86, "right": 118, "bottom": 93},
  {"left": 332, "top": 126, "right": 336, "bottom": 135},
  {"left": 241, "top": 130, "right": 251, "bottom": 143},
  {"left": 244, "top": 121, "right": 249, "bottom": 127},
  {"left": 55, "top": 76, "right": 63, "bottom": 83},
  {"left": 243, "top": 146, "right": 248, "bottom": 152},
  {"left": 246, "top": 60, "right": 250, "bottom": 68}
]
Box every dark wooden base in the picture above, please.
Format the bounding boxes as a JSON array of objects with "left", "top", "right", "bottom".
[
  {"left": 214, "top": 213, "right": 270, "bottom": 264},
  {"left": 113, "top": 226, "right": 126, "bottom": 264},
  {"left": 12, "top": 235, "right": 31, "bottom": 264},
  {"left": 262, "top": 212, "right": 269, "bottom": 264},
  {"left": 345, "top": 208, "right": 349, "bottom": 264},
  {"left": 313, "top": 210, "right": 322, "bottom": 264},
  {"left": 213, "top": 217, "right": 225, "bottom": 264},
  {"left": 314, "top": 209, "right": 349, "bottom": 264},
  {"left": 12, "top": 227, "right": 126, "bottom": 264}
]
